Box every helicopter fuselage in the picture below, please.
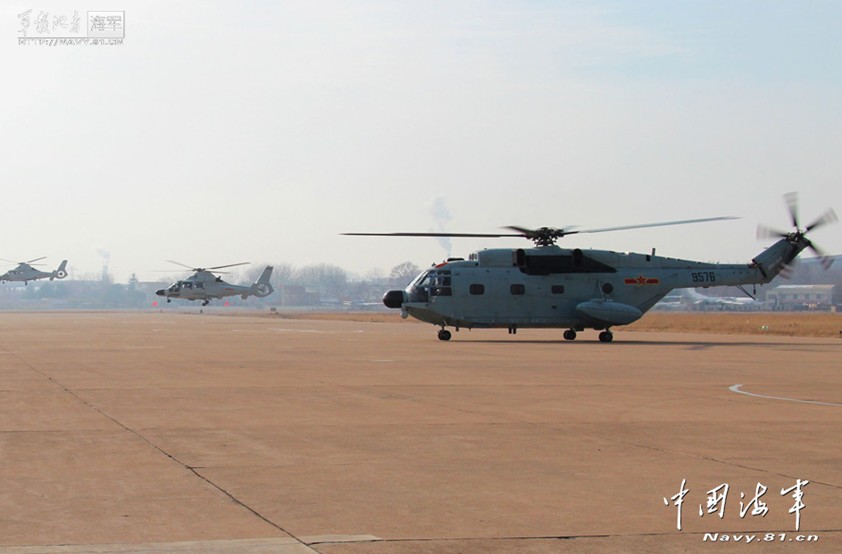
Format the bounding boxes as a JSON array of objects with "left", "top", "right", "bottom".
[
  {"left": 157, "top": 277, "right": 246, "bottom": 302},
  {"left": 156, "top": 266, "right": 274, "bottom": 306},
  {"left": 384, "top": 236, "right": 806, "bottom": 341}
]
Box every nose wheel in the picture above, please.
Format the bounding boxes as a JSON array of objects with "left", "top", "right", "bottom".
[
  {"left": 437, "top": 329, "right": 452, "bottom": 341},
  {"left": 563, "top": 329, "right": 577, "bottom": 341}
]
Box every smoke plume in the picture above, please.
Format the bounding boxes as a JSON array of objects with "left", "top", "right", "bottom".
[{"left": 429, "top": 197, "right": 452, "bottom": 257}]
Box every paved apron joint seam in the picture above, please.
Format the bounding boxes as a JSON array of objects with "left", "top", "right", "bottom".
[{"left": 15, "top": 355, "right": 316, "bottom": 553}]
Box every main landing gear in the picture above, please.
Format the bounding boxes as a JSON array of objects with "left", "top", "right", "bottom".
[
  {"left": 563, "top": 328, "right": 613, "bottom": 342},
  {"left": 437, "top": 329, "right": 452, "bottom": 341}
]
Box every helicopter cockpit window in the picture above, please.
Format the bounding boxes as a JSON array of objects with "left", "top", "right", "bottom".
[
  {"left": 414, "top": 271, "right": 434, "bottom": 288},
  {"left": 195, "top": 282, "right": 204, "bottom": 289},
  {"left": 183, "top": 282, "right": 193, "bottom": 289},
  {"left": 430, "top": 270, "right": 452, "bottom": 297}
]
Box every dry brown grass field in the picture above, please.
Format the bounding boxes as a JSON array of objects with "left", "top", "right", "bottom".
[
  {"left": 263, "top": 310, "right": 842, "bottom": 338},
  {"left": 628, "top": 311, "right": 842, "bottom": 337}
]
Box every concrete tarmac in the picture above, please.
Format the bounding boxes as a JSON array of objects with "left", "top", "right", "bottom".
[{"left": 0, "top": 312, "right": 840, "bottom": 553}]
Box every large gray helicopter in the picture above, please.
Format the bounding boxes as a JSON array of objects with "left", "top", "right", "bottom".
[
  {"left": 155, "top": 262, "right": 274, "bottom": 306},
  {"left": 346, "top": 193, "right": 837, "bottom": 342},
  {"left": 0, "top": 257, "right": 68, "bottom": 285}
]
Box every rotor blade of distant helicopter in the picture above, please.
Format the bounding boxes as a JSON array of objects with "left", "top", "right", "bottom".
[
  {"left": 166, "top": 260, "right": 249, "bottom": 273},
  {"left": 206, "top": 262, "right": 251, "bottom": 270},
  {"left": 166, "top": 260, "right": 197, "bottom": 270},
  {"left": 0, "top": 257, "right": 48, "bottom": 265}
]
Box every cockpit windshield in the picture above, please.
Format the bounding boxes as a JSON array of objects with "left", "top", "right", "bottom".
[
  {"left": 407, "top": 269, "right": 452, "bottom": 301},
  {"left": 168, "top": 281, "right": 193, "bottom": 292}
]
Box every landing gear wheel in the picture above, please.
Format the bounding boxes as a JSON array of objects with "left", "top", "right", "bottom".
[
  {"left": 563, "top": 329, "right": 577, "bottom": 341},
  {"left": 166, "top": 299, "right": 171, "bottom": 303},
  {"left": 202, "top": 300, "right": 209, "bottom": 306},
  {"left": 438, "top": 329, "right": 452, "bottom": 341},
  {"left": 598, "top": 331, "right": 614, "bottom": 343}
]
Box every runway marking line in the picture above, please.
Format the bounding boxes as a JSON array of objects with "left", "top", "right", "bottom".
[{"left": 729, "top": 384, "right": 842, "bottom": 407}]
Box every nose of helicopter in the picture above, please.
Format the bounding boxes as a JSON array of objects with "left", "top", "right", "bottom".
[
  {"left": 155, "top": 289, "right": 165, "bottom": 297},
  {"left": 382, "top": 290, "right": 406, "bottom": 309}
]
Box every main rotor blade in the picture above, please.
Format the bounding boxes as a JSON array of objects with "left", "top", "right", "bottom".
[
  {"left": 166, "top": 260, "right": 196, "bottom": 270},
  {"left": 0, "top": 257, "right": 47, "bottom": 265},
  {"left": 342, "top": 232, "right": 521, "bottom": 238},
  {"left": 206, "top": 262, "right": 250, "bottom": 270},
  {"left": 574, "top": 216, "right": 740, "bottom": 235},
  {"left": 805, "top": 208, "right": 838, "bottom": 232},
  {"left": 345, "top": 217, "right": 737, "bottom": 242},
  {"left": 503, "top": 225, "right": 578, "bottom": 237},
  {"left": 784, "top": 191, "right": 799, "bottom": 229}
]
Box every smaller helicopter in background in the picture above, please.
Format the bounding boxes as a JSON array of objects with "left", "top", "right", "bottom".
[
  {"left": 0, "top": 257, "right": 68, "bottom": 285},
  {"left": 155, "top": 261, "right": 274, "bottom": 306}
]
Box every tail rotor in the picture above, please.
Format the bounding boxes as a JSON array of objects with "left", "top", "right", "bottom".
[{"left": 758, "top": 192, "right": 838, "bottom": 271}]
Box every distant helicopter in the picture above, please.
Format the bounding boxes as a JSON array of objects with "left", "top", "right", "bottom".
[
  {"left": 0, "top": 257, "right": 68, "bottom": 285},
  {"left": 346, "top": 193, "right": 837, "bottom": 342},
  {"left": 155, "top": 262, "right": 274, "bottom": 306}
]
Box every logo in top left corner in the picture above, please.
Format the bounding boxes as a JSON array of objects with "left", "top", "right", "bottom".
[{"left": 17, "top": 9, "right": 125, "bottom": 45}]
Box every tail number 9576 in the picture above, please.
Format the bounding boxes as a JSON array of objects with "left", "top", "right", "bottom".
[{"left": 691, "top": 271, "right": 716, "bottom": 283}]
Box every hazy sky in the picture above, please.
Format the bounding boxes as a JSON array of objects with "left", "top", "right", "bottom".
[{"left": 4, "top": 1, "right": 841, "bottom": 283}]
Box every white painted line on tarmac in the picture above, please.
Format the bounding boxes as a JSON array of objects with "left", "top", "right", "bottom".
[{"left": 729, "top": 384, "right": 842, "bottom": 407}]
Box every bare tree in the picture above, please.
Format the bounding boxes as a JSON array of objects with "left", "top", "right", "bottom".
[
  {"left": 389, "top": 261, "right": 420, "bottom": 287},
  {"left": 242, "top": 262, "right": 295, "bottom": 288},
  {"left": 293, "top": 264, "right": 349, "bottom": 298},
  {"left": 270, "top": 263, "right": 295, "bottom": 289}
]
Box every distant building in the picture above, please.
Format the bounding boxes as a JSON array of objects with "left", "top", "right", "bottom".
[
  {"left": 277, "top": 284, "right": 320, "bottom": 306},
  {"left": 766, "top": 284, "right": 835, "bottom": 311}
]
